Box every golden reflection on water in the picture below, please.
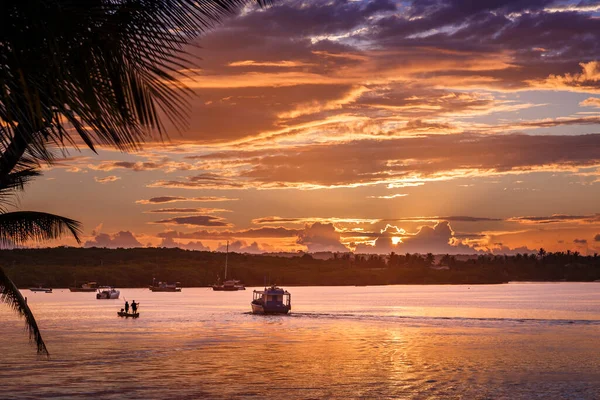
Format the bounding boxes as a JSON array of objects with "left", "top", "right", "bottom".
[{"left": 1, "top": 284, "right": 599, "bottom": 399}]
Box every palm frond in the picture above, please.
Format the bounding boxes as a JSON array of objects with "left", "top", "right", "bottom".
[
  {"left": 0, "top": 0, "right": 271, "bottom": 177},
  {"left": 0, "top": 266, "right": 49, "bottom": 357},
  {"left": 0, "top": 169, "right": 42, "bottom": 212},
  {"left": 0, "top": 211, "right": 82, "bottom": 246},
  {"left": 0, "top": 169, "right": 41, "bottom": 192}
]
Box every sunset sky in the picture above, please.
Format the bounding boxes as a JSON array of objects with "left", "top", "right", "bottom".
[{"left": 15, "top": 0, "right": 600, "bottom": 255}]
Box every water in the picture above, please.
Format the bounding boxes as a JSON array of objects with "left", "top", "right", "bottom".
[{"left": 1, "top": 283, "right": 599, "bottom": 399}]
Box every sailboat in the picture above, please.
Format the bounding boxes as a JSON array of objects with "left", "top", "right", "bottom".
[{"left": 212, "top": 241, "right": 245, "bottom": 291}]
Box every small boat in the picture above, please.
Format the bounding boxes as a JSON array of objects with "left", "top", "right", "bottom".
[
  {"left": 251, "top": 285, "right": 291, "bottom": 315},
  {"left": 149, "top": 279, "right": 182, "bottom": 292},
  {"left": 212, "top": 241, "right": 246, "bottom": 291},
  {"left": 96, "top": 286, "right": 120, "bottom": 299},
  {"left": 69, "top": 281, "right": 98, "bottom": 292},
  {"left": 29, "top": 286, "right": 52, "bottom": 293},
  {"left": 213, "top": 279, "right": 246, "bottom": 291},
  {"left": 117, "top": 311, "right": 139, "bottom": 318}
]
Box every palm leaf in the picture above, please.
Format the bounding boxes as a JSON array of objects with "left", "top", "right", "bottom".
[
  {"left": 0, "top": 266, "right": 49, "bottom": 357},
  {"left": 0, "top": 211, "right": 82, "bottom": 246},
  {"left": 0, "top": 169, "right": 42, "bottom": 212},
  {"left": 0, "top": 168, "right": 41, "bottom": 192},
  {"left": 0, "top": 0, "right": 271, "bottom": 178}
]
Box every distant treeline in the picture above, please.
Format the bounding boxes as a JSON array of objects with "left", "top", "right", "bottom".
[{"left": 1, "top": 247, "right": 599, "bottom": 288}]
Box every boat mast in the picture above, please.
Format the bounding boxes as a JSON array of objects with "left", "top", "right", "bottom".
[{"left": 224, "top": 240, "right": 228, "bottom": 280}]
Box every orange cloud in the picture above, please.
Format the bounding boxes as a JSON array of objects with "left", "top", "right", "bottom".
[{"left": 94, "top": 175, "right": 121, "bottom": 183}]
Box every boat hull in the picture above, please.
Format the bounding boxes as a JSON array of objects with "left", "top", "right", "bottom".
[
  {"left": 212, "top": 285, "right": 243, "bottom": 291},
  {"left": 97, "top": 291, "right": 120, "bottom": 299},
  {"left": 149, "top": 287, "right": 181, "bottom": 292},
  {"left": 251, "top": 302, "right": 291, "bottom": 315},
  {"left": 29, "top": 288, "right": 52, "bottom": 293},
  {"left": 117, "top": 311, "right": 139, "bottom": 318},
  {"left": 69, "top": 287, "right": 97, "bottom": 292}
]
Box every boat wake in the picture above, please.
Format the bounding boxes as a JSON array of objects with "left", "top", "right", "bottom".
[{"left": 286, "top": 312, "right": 600, "bottom": 326}]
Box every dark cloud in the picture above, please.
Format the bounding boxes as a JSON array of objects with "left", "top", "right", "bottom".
[
  {"left": 252, "top": 217, "right": 305, "bottom": 224},
  {"left": 92, "top": 160, "right": 168, "bottom": 172},
  {"left": 383, "top": 216, "right": 502, "bottom": 223},
  {"left": 510, "top": 214, "right": 600, "bottom": 224},
  {"left": 160, "top": 134, "right": 600, "bottom": 189},
  {"left": 136, "top": 196, "right": 238, "bottom": 204},
  {"left": 84, "top": 231, "right": 143, "bottom": 248},
  {"left": 146, "top": 208, "right": 230, "bottom": 214},
  {"left": 139, "top": 0, "right": 600, "bottom": 148},
  {"left": 149, "top": 173, "right": 246, "bottom": 189},
  {"left": 157, "top": 227, "right": 300, "bottom": 239},
  {"left": 152, "top": 215, "right": 230, "bottom": 227},
  {"left": 182, "top": 85, "right": 357, "bottom": 142},
  {"left": 573, "top": 238, "right": 588, "bottom": 244}
]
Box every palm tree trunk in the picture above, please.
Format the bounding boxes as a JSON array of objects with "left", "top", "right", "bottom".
[{"left": 0, "top": 265, "right": 49, "bottom": 357}]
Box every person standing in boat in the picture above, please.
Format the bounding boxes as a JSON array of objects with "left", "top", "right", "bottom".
[
  {"left": 131, "top": 300, "right": 138, "bottom": 314},
  {"left": 124, "top": 300, "right": 129, "bottom": 314}
]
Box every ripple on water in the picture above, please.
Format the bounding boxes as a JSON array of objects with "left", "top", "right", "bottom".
[{"left": 1, "top": 284, "right": 600, "bottom": 399}]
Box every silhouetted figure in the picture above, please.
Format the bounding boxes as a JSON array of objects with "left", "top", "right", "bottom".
[
  {"left": 131, "top": 300, "right": 138, "bottom": 314},
  {"left": 125, "top": 301, "right": 129, "bottom": 313}
]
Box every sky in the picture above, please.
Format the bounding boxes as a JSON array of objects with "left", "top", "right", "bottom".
[{"left": 13, "top": 0, "right": 600, "bottom": 255}]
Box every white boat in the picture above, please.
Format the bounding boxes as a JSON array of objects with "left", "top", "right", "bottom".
[
  {"left": 212, "top": 241, "right": 246, "bottom": 291},
  {"left": 29, "top": 286, "right": 52, "bottom": 293},
  {"left": 96, "top": 287, "right": 120, "bottom": 299},
  {"left": 251, "top": 285, "right": 291, "bottom": 314}
]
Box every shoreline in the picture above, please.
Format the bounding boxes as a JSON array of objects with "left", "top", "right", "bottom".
[{"left": 20, "top": 280, "right": 600, "bottom": 290}]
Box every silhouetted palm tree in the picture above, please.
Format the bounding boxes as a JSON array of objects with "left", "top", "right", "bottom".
[
  {"left": 0, "top": 168, "right": 82, "bottom": 357},
  {"left": 425, "top": 253, "right": 435, "bottom": 266},
  {"left": 0, "top": 0, "right": 269, "bottom": 179},
  {"left": 0, "top": 0, "right": 269, "bottom": 356}
]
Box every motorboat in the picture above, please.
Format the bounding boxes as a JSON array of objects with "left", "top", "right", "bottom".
[
  {"left": 149, "top": 279, "right": 182, "bottom": 292},
  {"left": 29, "top": 286, "right": 52, "bottom": 293},
  {"left": 212, "top": 241, "right": 246, "bottom": 291},
  {"left": 96, "top": 286, "right": 120, "bottom": 299},
  {"left": 251, "top": 285, "right": 291, "bottom": 314},
  {"left": 69, "top": 281, "right": 98, "bottom": 292}
]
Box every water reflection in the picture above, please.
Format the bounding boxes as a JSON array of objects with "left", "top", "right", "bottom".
[{"left": 1, "top": 284, "right": 599, "bottom": 399}]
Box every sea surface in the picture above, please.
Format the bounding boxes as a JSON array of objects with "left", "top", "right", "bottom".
[{"left": 1, "top": 283, "right": 599, "bottom": 399}]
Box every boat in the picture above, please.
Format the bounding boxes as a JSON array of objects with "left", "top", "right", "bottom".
[
  {"left": 213, "top": 279, "right": 246, "bottom": 291},
  {"left": 117, "top": 311, "right": 139, "bottom": 318},
  {"left": 212, "top": 241, "right": 246, "bottom": 291},
  {"left": 69, "top": 281, "right": 98, "bottom": 292},
  {"left": 29, "top": 286, "right": 52, "bottom": 293},
  {"left": 251, "top": 285, "right": 291, "bottom": 314},
  {"left": 96, "top": 286, "right": 120, "bottom": 299},
  {"left": 149, "top": 279, "right": 182, "bottom": 292}
]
